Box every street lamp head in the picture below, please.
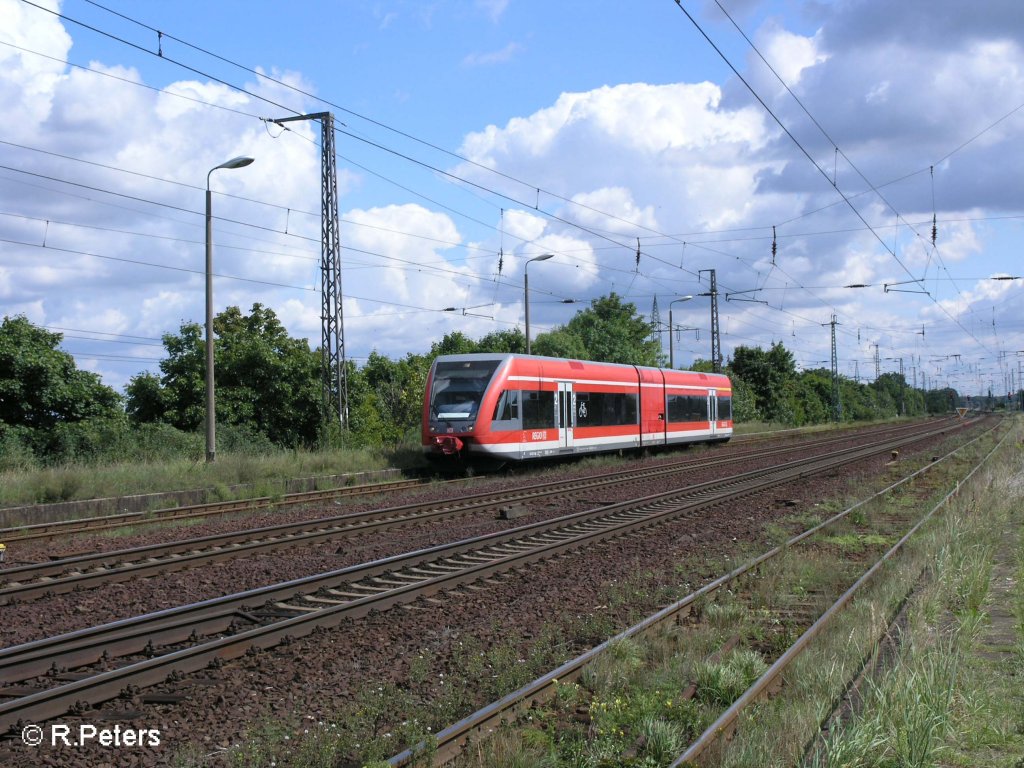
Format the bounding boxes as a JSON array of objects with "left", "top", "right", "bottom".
[
  {"left": 528, "top": 253, "right": 555, "bottom": 264},
  {"left": 215, "top": 156, "right": 255, "bottom": 171},
  {"left": 208, "top": 156, "right": 255, "bottom": 187}
]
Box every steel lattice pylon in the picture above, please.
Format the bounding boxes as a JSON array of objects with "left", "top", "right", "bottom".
[
  {"left": 272, "top": 112, "right": 348, "bottom": 428},
  {"left": 699, "top": 269, "right": 722, "bottom": 373},
  {"left": 829, "top": 314, "right": 842, "bottom": 421}
]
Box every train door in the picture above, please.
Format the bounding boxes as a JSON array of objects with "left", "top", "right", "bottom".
[
  {"left": 708, "top": 389, "right": 719, "bottom": 436},
  {"left": 557, "top": 381, "right": 575, "bottom": 449}
]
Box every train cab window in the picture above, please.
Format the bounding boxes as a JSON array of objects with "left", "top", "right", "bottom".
[
  {"left": 491, "top": 390, "right": 520, "bottom": 431},
  {"left": 430, "top": 359, "right": 500, "bottom": 421},
  {"left": 718, "top": 396, "right": 732, "bottom": 421},
  {"left": 522, "top": 390, "right": 556, "bottom": 429}
]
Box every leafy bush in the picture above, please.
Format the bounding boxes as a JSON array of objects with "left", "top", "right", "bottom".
[{"left": 0, "top": 425, "right": 38, "bottom": 471}]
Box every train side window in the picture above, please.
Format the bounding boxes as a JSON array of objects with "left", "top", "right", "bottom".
[
  {"left": 491, "top": 390, "right": 521, "bottom": 431},
  {"left": 718, "top": 396, "right": 732, "bottom": 421},
  {"left": 666, "top": 394, "right": 708, "bottom": 422},
  {"left": 576, "top": 392, "right": 638, "bottom": 426},
  {"left": 492, "top": 390, "right": 519, "bottom": 421},
  {"left": 522, "top": 390, "right": 556, "bottom": 429}
]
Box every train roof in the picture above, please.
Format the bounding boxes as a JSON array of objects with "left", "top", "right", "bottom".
[{"left": 431, "top": 353, "right": 730, "bottom": 382}]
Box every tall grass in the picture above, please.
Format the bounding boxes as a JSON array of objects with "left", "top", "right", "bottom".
[
  {"left": 0, "top": 444, "right": 409, "bottom": 508},
  {"left": 808, "top": 450, "right": 1019, "bottom": 768}
]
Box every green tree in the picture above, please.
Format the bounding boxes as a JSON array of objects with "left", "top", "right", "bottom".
[
  {"left": 840, "top": 379, "right": 888, "bottom": 421},
  {"left": 158, "top": 321, "right": 206, "bottom": 431},
  {"left": 0, "top": 315, "right": 124, "bottom": 462},
  {"left": 726, "top": 374, "right": 760, "bottom": 422},
  {"left": 354, "top": 351, "right": 430, "bottom": 448},
  {"left": 874, "top": 372, "right": 908, "bottom": 416},
  {"left": 476, "top": 328, "right": 526, "bottom": 353},
  {"left": 924, "top": 387, "right": 959, "bottom": 414},
  {"left": 531, "top": 327, "right": 589, "bottom": 360},
  {"left": 786, "top": 369, "right": 833, "bottom": 426},
  {"left": 124, "top": 372, "right": 166, "bottom": 424},
  {"left": 688, "top": 357, "right": 717, "bottom": 373},
  {"left": 0, "top": 315, "right": 122, "bottom": 430},
  {"left": 134, "top": 304, "right": 322, "bottom": 447},
  {"left": 429, "top": 332, "right": 479, "bottom": 357},
  {"left": 729, "top": 343, "right": 796, "bottom": 422},
  {"left": 532, "top": 293, "right": 660, "bottom": 364},
  {"left": 214, "top": 304, "right": 321, "bottom": 446}
]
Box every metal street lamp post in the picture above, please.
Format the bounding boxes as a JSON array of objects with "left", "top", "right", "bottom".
[
  {"left": 668, "top": 295, "right": 694, "bottom": 369},
  {"left": 524, "top": 253, "right": 553, "bottom": 354},
  {"left": 205, "top": 156, "right": 254, "bottom": 463}
]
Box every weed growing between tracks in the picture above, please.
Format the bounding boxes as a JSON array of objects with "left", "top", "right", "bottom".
[
  {"left": 810, "top": 448, "right": 1024, "bottom": 768},
  {"left": 745, "top": 427, "right": 1022, "bottom": 768},
  {"left": 166, "top": 553, "right": 736, "bottom": 768},
  {"left": 441, "top": 425, "right": 1010, "bottom": 768},
  {"left": 164, "top": 423, "right": 1003, "bottom": 767}
]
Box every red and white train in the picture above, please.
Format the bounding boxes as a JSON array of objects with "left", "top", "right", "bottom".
[{"left": 422, "top": 353, "right": 733, "bottom": 470}]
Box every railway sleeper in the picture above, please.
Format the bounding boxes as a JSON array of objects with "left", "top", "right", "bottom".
[
  {"left": 385, "top": 572, "right": 429, "bottom": 583},
  {"left": 273, "top": 602, "right": 320, "bottom": 613},
  {"left": 301, "top": 596, "right": 351, "bottom": 606},
  {"left": 326, "top": 588, "right": 387, "bottom": 599},
  {"left": 428, "top": 562, "right": 465, "bottom": 572},
  {"left": 405, "top": 566, "right": 451, "bottom": 578},
  {"left": 371, "top": 576, "right": 421, "bottom": 587}
]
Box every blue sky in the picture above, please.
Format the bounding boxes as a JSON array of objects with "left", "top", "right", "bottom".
[{"left": 2, "top": 0, "right": 1023, "bottom": 398}]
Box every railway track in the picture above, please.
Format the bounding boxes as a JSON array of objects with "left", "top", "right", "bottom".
[
  {"left": 384, "top": 418, "right": 1006, "bottom": 767},
  {"left": 0, "top": 419, "right": 957, "bottom": 604},
  {"left": 0, "top": 417, "right": 975, "bottom": 733},
  {"left": 0, "top": 476, "right": 432, "bottom": 544},
  {"left": 0, "top": 420, "right": 939, "bottom": 548}
]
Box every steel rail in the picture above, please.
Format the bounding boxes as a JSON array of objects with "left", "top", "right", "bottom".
[
  {"left": 2, "top": 430, "right": 919, "bottom": 682},
  {"left": 2, "top": 418, "right": 970, "bottom": 669},
  {"left": 0, "top": 477, "right": 429, "bottom": 543},
  {"left": 670, "top": 421, "right": 1011, "bottom": 766},
  {"left": 384, "top": 419, "right": 1002, "bottom": 766},
  {"left": 0, "top": 419, "right": 941, "bottom": 548},
  {"left": 0, "top": 419, "right": 975, "bottom": 731},
  {"left": 0, "top": 420, "right": 953, "bottom": 604}
]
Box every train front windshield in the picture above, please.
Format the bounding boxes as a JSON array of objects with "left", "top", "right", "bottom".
[{"left": 429, "top": 359, "right": 501, "bottom": 421}]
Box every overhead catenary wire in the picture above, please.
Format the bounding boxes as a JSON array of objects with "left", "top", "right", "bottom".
[
  {"left": 12, "top": 2, "right": 1019, "bottom": 314},
  {"left": 6, "top": 0, "right": 1015, "bottom": 385},
  {"left": 671, "top": 0, "right": 997, "bottom": 359}
]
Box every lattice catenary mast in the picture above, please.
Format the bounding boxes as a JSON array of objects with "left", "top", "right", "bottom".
[
  {"left": 827, "top": 314, "right": 841, "bottom": 421},
  {"left": 699, "top": 269, "right": 722, "bottom": 373},
  {"left": 271, "top": 112, "right": 348, "bottom": 428}
]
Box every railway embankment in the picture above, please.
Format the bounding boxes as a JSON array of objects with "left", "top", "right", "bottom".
[
  {"left": 0, "top": 468, "right": 402, "bottom": 528},
  {"left": 805, "top": 434, "right": 1024, "bottom": 767}
]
